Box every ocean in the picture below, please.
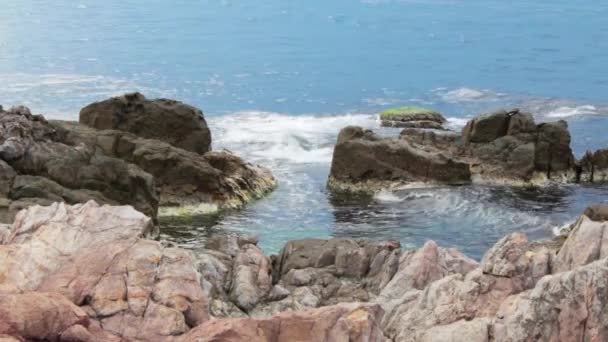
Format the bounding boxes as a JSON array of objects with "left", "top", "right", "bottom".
[{"left": 1, "top": 0, "right": 607, "bottom": 258}]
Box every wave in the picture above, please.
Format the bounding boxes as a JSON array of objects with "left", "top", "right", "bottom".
[
  {"left": 209, "top": 111, "right": 378, "bottom": 164},
  {"left": 545, "top": 105, "right": 599, "bottom": 118},
  {"left": 433, "top": 87, "right": 506, "bottom": 103}
]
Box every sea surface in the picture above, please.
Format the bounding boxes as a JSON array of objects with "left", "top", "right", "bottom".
[{"left": 1, "top": 0, "right": 607, "bottom": 258}]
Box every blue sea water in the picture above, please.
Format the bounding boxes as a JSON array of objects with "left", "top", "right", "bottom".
[{"left": 1, "top": 0, "right": 608, "bottom": 258}]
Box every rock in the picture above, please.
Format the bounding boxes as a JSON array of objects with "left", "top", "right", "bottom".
[
  {"left": 379, "top": 240, "right": 478, "bottom": 301},
  {"left": 553, "top": 213, "right": 608, "bottom": 273},
  {"left": 0, "top": 108, "right": 159, "bottom": 222},
  {"left": 583, "top": 203, "right": 608, "bottom": 222},
  {"left": 493, "top": 257, "right": 608, "bottom": 342},
  {"left": 328, "top": 126, "right": 471, "bottom": 191},
  {"left": 51, "top": 120, "right": 276, "bottom": 214},
  {"left": 0, "top": 201, "right": 208, "bottom": 340},
  {"left": 382, "top": 232, "right": 553, "bottom": 341},
  {"left": 329, "top": 108, "right": 587, "bottom": 189},
  {"left": 380, "top": 106, "right": 446, "bottom": 129},
  {"left": 0, "top": 160, "right": 15, "bottom": 197},
  {"left": 229, "top": 244, "right": 273, "bottom": 311},
  {"left": 0, "top": 292, "right": 94, "bottom": 341},
  {"left": 580, "top": 148, "right": 608, "bottom": 182},
  {"left": 462, "top": 109, "right": 511, "bottom": 144},
  {"left": 80, "top": 92, "right": 212, "bottom": 154},
  {"left": 534, "top": 120, "right": 575, "bottom": 179},
  {"left": 178, "top": 303, "right": 387, "bottom": 342},
  {"left": 420, "top": 318, "right": 492, "bottom": 342}
]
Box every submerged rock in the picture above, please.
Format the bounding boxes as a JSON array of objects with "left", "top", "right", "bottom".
[
  {"left": 329, "top": 108, "right": 595, "bottom": 191},
  {"left": 380, "top": 106, "right": 446, "bottom": 129}
]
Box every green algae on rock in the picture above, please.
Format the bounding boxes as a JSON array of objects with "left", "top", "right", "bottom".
[{"left": 380, "top": 106, "right": 446, "bottom": 129}]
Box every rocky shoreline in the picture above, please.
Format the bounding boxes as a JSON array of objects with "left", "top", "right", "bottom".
[
  {"left": 1, "top": 200, "right": 607, "bottom": 341},
  {"left": 329, "top": 108, "right": 608, "bottom": 192},
  {"left": 2, "top": 98, "right": 608, "bottom": 341},
  {"left": 0, "top": 93, "right": 276, "bottom": 224}
]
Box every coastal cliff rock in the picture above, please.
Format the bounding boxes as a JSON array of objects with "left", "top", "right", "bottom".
[
  {"left": 329, "top": 108, "right": 598, "bottom": 191},
  {"left": 0, "top": 95, "right": 276, "bottom": 223},
  {"left": 2, "top": 201, "right": 608, "bottom": 341},
  {"left": 80, "top": 92, "right": 212, "bottom": 154}
]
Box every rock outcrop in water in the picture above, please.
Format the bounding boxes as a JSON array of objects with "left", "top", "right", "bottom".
[
  {"left": 2, "top": 200, "right": 608, "bottom": 341},
  {"left": 329, "top": 108, "right": 607, "bottom": 191},
  {"left": 0, "top": 95, "right": 276, "bottom": 223},
  {"left": 380, "top": 106, "right": 446, "bottom": 129}
]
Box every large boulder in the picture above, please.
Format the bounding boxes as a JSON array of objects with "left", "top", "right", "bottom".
[
  {"left": 328, "top": 126, "right": 471, "bottom": 191},
  {"left": 80, "top": 92, "right": 212, "bottom": 154},
  {"left": 51, "top": 120, "right": 276, "bottom": 214},
  {"left": 329, "top": 108, "right": 586, "bottom": 189},
  {"left": 0, "top": 107, "right": 158, "bottom": 222}
]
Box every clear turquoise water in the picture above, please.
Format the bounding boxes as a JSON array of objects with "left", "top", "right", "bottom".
[{"left": 2, "top": 0, "right": 608, "bottom": 258}]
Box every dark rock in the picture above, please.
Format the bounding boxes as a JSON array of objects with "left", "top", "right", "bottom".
[
  {"left": 534, "top": 120, "right": 575, "bottom": 178},
  {"left": 329, "top": 126, "right": 471, "bottom": 191},
  {"left": 80, "top": 92, "right": 212, "bottom": 154},
  {"left": 580, "top": 148, "right": 608, "bottom": 182},
  {"left": 330, "top": 108, "right": 587, "bottom": 189},
  {"left": 0, "top": 108, "right": 158, "bottom": 222},
  {"left": 462, "top": 109, "right": 510, "bottom": 144},
  {"left": 51, "top": 120, "right": 276, "bottom": 213}
]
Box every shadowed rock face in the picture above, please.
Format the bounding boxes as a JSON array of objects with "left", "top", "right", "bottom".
[
  {"left": 0, "top": 95, "right": 276, "bottom": 223},
  {"left": 80, "top": 92, "right": 212, "bottom": 155},
  {"left": 0, "top": 107, "right": 158, "bottom": 222},
  {"left": 328, "top": 108, "right": 603, "bottom": 191}
]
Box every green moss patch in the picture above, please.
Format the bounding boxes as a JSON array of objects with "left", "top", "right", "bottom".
[{"left": 380, "top": 106, "right": 441, "bottom": 119}]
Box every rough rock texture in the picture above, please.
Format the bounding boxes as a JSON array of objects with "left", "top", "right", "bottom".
[
  {"left": 329, "top": 108, "right": 595, "bottom": 191},
  {"left": 178, "top": 303, "right": 386, "bottom": 342},
  {"left": 52, "top": 120, "right": 276, "bottom": 213},
  {"left": 379, "top": 241, "right": 478, "bottom": 301},
  {"left": 0, "top": 97, "right": 276, "bottom": 223},
  {"left": 553, "top": 210, "right": 608, "bottom": 273},
  {"left": 80, "top": 92, "right": 212, "bottom": 154},
  {"left": 493, "top": 257, "right": 608, "bottom": 342},
  {"left": 580, "top": 148, "right": 608, "bottom": 183},
  {"left": 382, "top": 232, "right": 553, "bottom": 341},
  {"left": 328, "top": 126, "right": 472, "bottom": 191},
  {"left": 0, "top": 106, "right": 158, "bottom": 222},
  {"left": 380, "top": 107, "right": 446, "bottom": 129},
  {"left": 0, "top": 201, "right": 208, "bottom": 340}
]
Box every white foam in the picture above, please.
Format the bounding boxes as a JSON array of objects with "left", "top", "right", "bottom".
[
  {"left": 445, "top": 116, "right": 469, "bottom": 129},
  {"left": 545, "top": 105, "right": 598, "bottom": 118},
  {"left": 436, "top": 87, "right": 504, "bottom": 103},
  {"left": 374, "top": 190, "right": 403, "bottom": 202},
  {"left": 209, "top": 111, "right": 378, "bottom": 164},
  {"left": 552, "top": 220, "right": 575, "bottom": 236}
]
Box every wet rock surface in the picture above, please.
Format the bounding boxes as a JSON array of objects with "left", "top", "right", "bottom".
[{"left": 329, "top": 108, "right": 605, "bottom": 191}]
